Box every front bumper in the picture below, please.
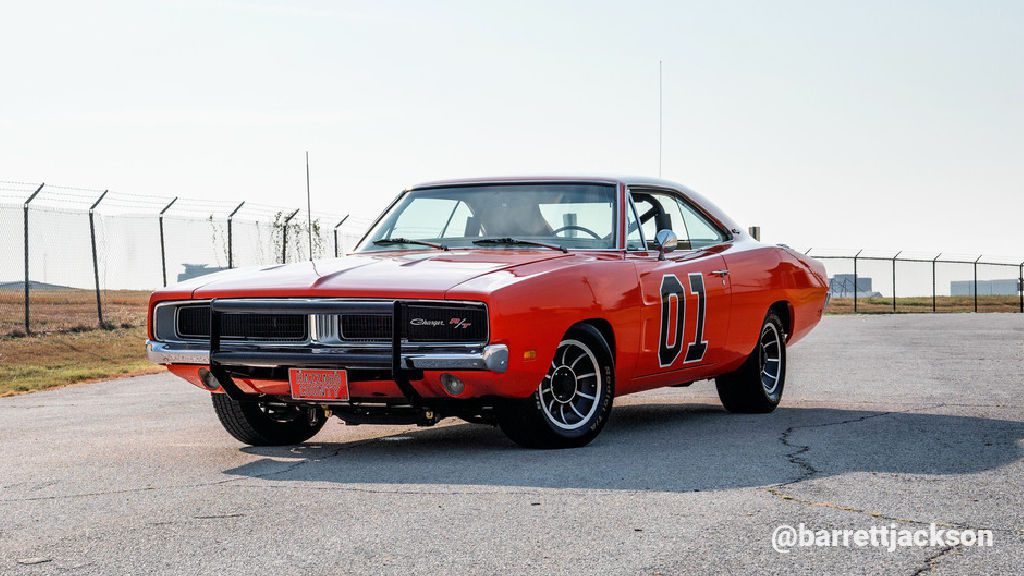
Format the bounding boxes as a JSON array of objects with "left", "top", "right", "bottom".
[{"left": 146, "top": 340, "right": 509, "bottom": 373}]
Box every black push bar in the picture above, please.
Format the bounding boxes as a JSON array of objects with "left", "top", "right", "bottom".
[{"left": 206, "top": 298, "right": 421, "bottom": 405}]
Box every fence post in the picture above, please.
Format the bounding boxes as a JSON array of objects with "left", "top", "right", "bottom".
[
  {"left": 891, "top": 251, "right": 901, "bottom": 313},
  {"left": 932, "top": 253, "right": 941, "bottom": 313},
  {"left": 853, "top": 249, "right": 862, "bottom": 313},
  {"left": 333, "top": 215, "right": 349, "bottom": 257},
  {"left": 159, "top": 197, "right": 178, "bottom": 287},
  {"left": 281, "top": 208, "right": 300, "bottom": 264},
  {"left": 1019, "top": 261, "right": 1023, "bottom": 314},
  {"left": 88, "top": 190, "right": 109, "bottom": 328},
  {"left": 22, "top": 183, "right": 44, "bottom": 335},
  {"left": 227, "top": 202, "right": 245, "bottom": 268},
  {"left": 973, "top": 255, "right": 982, "bottom": 313}
]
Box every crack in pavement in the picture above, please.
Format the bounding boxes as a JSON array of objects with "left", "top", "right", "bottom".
[
  {"left": 761, "top": 487, "right": 1019, "bottom": 534},
  {"left": 0, "top": 477, "right": 243, "bottom": 504},
  {"left": 0, "top": 429, "right": 412, "bottom": 504},
  {"left": 193, "top": 512, "right": 245, "bottom": 520},
  {"left": 225, "top": 480, "right": 704, "bottom": 498},
  {"left": 785, "top": 399, "right": 1021, "bottom": 411},
  {"left": 910, "top": 544, "right": 960, "bottom": 576},
  {"left": 775, "top": 409, "right": 899, "bottom": 488},
  {"left": 762, "top": 402, "right": 1019, "bottom": 574}
]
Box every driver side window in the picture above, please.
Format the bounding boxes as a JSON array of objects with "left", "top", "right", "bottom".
[
  {"left": 629, "top": 189, "right": 726, "bottom": 251},
  {"left": 631, "top": 190, "right": 691, "bottom": 250},
  {"left": 673, "top": 197, "right": 725, "bottom": 248}
]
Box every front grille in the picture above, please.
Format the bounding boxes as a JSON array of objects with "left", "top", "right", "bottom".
[
  {"left": 331, "top": 304, "right": 487, "bottom": 343},
  {"left": 170, "top": 301, "right": 486, "bottom": 344},
  {"left": 404, "top": 304, "right": 488, "bottom": 342},
  {"left": 340, "top": 314, "right": 392, "bottom": 341},
  {"left": 176, "top": 305, "right": 308, "bottom": 341}
]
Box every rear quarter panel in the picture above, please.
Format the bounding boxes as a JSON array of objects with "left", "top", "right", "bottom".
[
  {"left": 721, "top": 242, "right": 828, "bottom": 372},
  {"left": 777, "top": 248, "right": 829, "bottom": 343}
]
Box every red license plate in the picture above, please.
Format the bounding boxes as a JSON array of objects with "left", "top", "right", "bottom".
[{"left": 289, "top": 368, "right": 349, "bottom": 401}]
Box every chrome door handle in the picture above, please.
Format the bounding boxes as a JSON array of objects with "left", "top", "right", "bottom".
[{"left": 711, "top": 269, "right": 730, "bottom": 276}]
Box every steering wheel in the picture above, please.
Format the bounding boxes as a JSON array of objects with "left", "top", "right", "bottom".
[{"left": 551, "top": 225, "right": 602, "bottom": 240}]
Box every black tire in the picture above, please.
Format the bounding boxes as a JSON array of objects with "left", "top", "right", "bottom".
[
  {"left": 715, "top": 311, "right": 787, "bottom": 414},
  {"left": 211, "top": 394, "right": 325, "bottom": 446},
  {"left": 498, "top": 324, "right": 614, "bottom": 449}
]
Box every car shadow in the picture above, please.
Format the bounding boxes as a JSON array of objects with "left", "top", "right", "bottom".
[{"left": 225, "top": 402, "right": 1024, "bottom": 492}]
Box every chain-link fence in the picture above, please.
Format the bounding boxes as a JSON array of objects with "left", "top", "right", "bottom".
[
  {"left": 0, "top": 180, "right": 371, "bottom": 337},
  {"left": 801, "top": 248, "right": 1024, "bottom": 314},
  {"left": 3, "top": 181, "right": 1022, "bottom": 338}
]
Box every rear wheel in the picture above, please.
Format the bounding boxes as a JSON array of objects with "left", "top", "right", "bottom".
[
  {"left": 211, "top": 394, "right": 325, "bottom": 446},
  {"left": 715, "top": 311, "right": 787, "bottom": 413},
  {"left": 498, "top": 325, "right": 614, "bottom": 449}
]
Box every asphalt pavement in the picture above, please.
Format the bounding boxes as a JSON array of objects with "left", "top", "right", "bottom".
[{"left": 1, "top": 314, "right": 1022, "bottom": 575}]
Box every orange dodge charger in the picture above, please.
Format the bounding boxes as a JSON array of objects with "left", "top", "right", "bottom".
[{"left": 147, "top": 176, "right": 829, "bottom": 448}]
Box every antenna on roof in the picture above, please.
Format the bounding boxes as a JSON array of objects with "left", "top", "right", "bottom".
[
  {"left": 658, "top": 59, "right": 663, "bottom": 178},
  {"left": 306, "top": 151, "right": 313, "bottom": 261}
]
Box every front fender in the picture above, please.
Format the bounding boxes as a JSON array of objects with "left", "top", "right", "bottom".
[{"left": 448, "top": 256, "right": 642, "bottom": 397}]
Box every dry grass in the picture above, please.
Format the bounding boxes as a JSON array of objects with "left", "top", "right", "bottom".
[
  {"left": 0, "top": 325, "right": 163, "bottom": 396},
  {"left": 827, "top": 295, "right": 1022, "bottom": 314},
  {"left": 0, "top": 289, "right": 150, "bottom": 337}
]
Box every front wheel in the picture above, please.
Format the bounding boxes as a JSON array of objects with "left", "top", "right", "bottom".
[
  {"left": 498, "top": 324, "right": 614, "bottom": 449},
  {"left": 715, "top": 311, "right": 787, "bottom": 413},
  {"left": 211, "top": 394, "right": 325, "bottom": 446}
]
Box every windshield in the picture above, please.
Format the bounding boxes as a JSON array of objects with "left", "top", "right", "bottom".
[{"left": 357, "top": 183, "right": 618, "bottom": 251}]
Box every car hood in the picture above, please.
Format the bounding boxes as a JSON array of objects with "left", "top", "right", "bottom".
[{"left": 186, "top": 250, "right": 573, "bottom": 300}]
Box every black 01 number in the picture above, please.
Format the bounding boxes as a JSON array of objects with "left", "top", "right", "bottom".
[{"left": 658, "top": 273, "right": 709, "bottom": 367}]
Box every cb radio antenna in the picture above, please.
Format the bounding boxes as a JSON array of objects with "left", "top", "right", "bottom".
[
  {"left": 306, "top": 151, "right": 313, "bottom": 261},
  {"left": 658, "top": 59, "right": 663, "bottom": 177}
]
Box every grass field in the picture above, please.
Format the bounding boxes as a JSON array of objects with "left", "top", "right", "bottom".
[
  {"left": 0, "top": 289, "right": 150, "bottom": 337},
  {"left": 0, "top": 326, "right": 162, "bottom": 396},
  {"left": 0, "top": 290, "right": 1021, "bottom": 397},
  {"left": 827, "top": 295, "right": 1022, "bottom": 314}
]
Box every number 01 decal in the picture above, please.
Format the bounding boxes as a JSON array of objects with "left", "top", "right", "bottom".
[{"left": 658, "top": 273, "right": 709, "bottom": 367}]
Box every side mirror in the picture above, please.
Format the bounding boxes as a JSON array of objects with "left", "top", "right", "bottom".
[{"left": 654, "top": 229, "right": 677, "bottom": 261}]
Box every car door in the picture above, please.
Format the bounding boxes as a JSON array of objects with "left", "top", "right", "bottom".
[{"left": 625, "top": 187, "right": 733, "bottom": 387}]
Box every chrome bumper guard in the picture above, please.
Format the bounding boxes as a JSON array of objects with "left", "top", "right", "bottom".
[{"left": 146, "top": 340, "right": 509, "bottom": 373}]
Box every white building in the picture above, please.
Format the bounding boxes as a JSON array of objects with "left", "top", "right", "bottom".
[{"left": 950, "top": 279, "right": 1021, "bottom": 296}]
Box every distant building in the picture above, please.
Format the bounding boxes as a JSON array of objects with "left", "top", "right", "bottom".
[
  {"left": 950, "top": 279, "right": 1022, "bottom": 296},
  {"left": 829, "top": 274, "right": 882, "bottom": 298},
  {"left": 0, "top": 280, "right": 79, "bottom": 291},
  {"left": 177, "top": 263, "right": 228, "bottom": 282}
]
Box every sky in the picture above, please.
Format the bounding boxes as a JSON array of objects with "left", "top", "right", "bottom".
[{"left": 1, "top": 0, "right": 1021, "bottom": 258}]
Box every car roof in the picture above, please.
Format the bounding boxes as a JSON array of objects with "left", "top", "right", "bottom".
[
  {"left": 406, "top": 175, "right": 741, "bottom": 234},
  {"left": 410, "top": 174, "right": 676, "bottom": 190}
]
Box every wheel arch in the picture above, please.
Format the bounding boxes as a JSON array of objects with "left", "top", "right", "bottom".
[
  {"left": 574, "top": 317, "right": 616, "bottom": 362},
  {"left": 768, "top": 301, "right": 794, "bottom": 340}
]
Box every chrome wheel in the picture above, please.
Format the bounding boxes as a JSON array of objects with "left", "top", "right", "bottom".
[
  {"left": 539, "top": 339, "right": 602, "bottom": 430},
  {"left": 759, "top": 322, "right": 783, "bottom": 394}
]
